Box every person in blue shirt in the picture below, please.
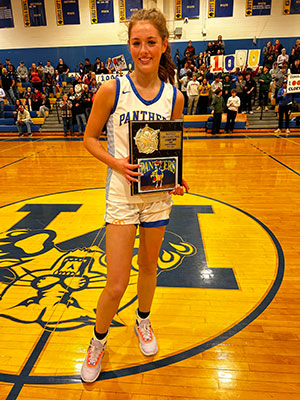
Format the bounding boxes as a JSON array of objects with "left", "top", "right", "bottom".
[{"left": 274, "top": 80, "right": 293, "bottom": 134}]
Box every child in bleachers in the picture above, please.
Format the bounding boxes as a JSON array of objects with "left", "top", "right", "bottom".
[
  {"left": 210, "top": 88, "right": 225, "bottom": 134},
  {"left": 225, "top": 89, "right": 240, "bottom": 133},
  {"left": 31, "top": 88, "right": 43, "bottom": 111},
  {"left": 38, "top": 94, "right": 50, "bottom": 118},
  {"left": 23, "top": 87, "right": 33, "bottom": 111}
]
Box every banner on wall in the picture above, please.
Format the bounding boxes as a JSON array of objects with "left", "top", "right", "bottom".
[
  {"left": 208, "top": 0, "right": 234, "bottom": 18},
  {"left": 22, "top": 0, "right": 47, "bottom": 27},
  {"left": 119, "top": 0, "right": 143, "bottom": 22},
  {"left": 235, "top": 50, "right": 247, "bottom": 67},
  {"left": 283, "top": 0, "right": 300, "bottom": 15},
  {"left": 245, "top": 0, "right": 271, "bottom": 16},
  {"left": 0, "top": 0, "right": 14, "bottom": 28},
  {"left": 247, "top": 49, "right": 260, "bottom": 69},
  {"left": 287, "top": 74, "right": 300, "bottom": 93},
  {"left": 55, "top": 0, "right": 80, "bottom": 25},
  {"left": 90, "top": 0, "right": 114, "bottom": 23},
  {"left": 175, "top": 0, "right": 199, "bottom": 19}
]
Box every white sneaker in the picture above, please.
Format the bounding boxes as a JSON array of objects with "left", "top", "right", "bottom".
[
  {"left": 286, "top": 129, "right": 290, "bottom": 134},
  {"left": 274, "top": 128, "right": 281, "bottom": 133},
  {"left": 249, "top": 111, "right": 254, "bottom": 114},
  {"left": 135, "top": 311, "right": 158, "bottom": 356},
  {"left": 81, "top": 338, "right": 106, "bottom": 383},
  {"left": 242, "top": 111, "right": 247, "bottom": 114}
]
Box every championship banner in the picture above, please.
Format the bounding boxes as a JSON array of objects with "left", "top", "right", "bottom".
[
  {"left": 235, "top": 49, "right": 247, "bottom": 67},
  {"left": 119, "top": 0, "right": 143, "bottom": 22},
  {"left": 208, "top": 0, "right": 233, "bottom": 18},
  {"left": 245, "top": 0, "right": 271, "bottom": 16},
  {"left": 175, "top": 0, "right": 199, "bottom": 19},
  {"left": 283, "top": 0, "right": 300, "bottom": 15},
  {"left": 224, "top": 54, "right": 236, "bottom": 72},
  {"left": 55, "top": 0, "right": 80, "bottom": 25},
  {"left": 287, "top": 74, "right": 300, "bottom": 93},
  {"left": 90, "top": 0, "right": 114, "bottom": 23},
  {"left": 247, "top": 49, "right": 260, "bottom": 69},
  {"left": 0, "top": 0, "right": 14, "bottom": 28},
  {"left": 210, "top": 55, "right": 223, "bottom": 73},
  {"left": 22, "top": 0, "right": 47, "bottom": 27}
]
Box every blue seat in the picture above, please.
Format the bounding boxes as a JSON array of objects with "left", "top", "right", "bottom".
[
  {"left": 21, "top": 82, "right": 31, "bottom": 88},
  {"left": 4, "top": 112, "right": 14, "bottom": 118},
  {"left": 0, "top": 124, "right": 40, "bottom": 133},
  {"left": 4, "top": 105, "right": 15, "bottom": 111},
  {"left": 0, "top": 118, "right": 15, "bottom": 125}
]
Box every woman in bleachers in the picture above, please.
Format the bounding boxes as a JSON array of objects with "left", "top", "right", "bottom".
[
  {"left": 198, "top": 77, "right": 211, "bottom": 114},
  {"left": 31, "top": 88, "right": 43, "bottom": 111},
  {"left": 38, "top": 94, "right": 50, "bottom": 117},
  {"left": 44, "top": 72, "right": 56, "bottom": 97},
  {"left": 105, "top": 58, "right": 114, "bottom": 73},
  {"left": 54, "top": 69, "right": 63, "bottom": 96},
  {"left": 29, "top": 63, "right": 43, "bottom": 92},
  {"left": 98, "top": 61, "right": 108, "bottom": 75},
  {"left": 23, "top": 86, "right": 33, "bottom": 110},
  {"left": 13, "top": 99, "right": 22, "bottom": 121}
]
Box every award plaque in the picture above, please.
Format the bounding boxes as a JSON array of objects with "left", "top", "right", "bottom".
[{"left": 129, "top": 120, "right": 183, "bottom": 195}]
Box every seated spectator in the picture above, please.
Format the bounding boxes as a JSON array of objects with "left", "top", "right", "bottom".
[
  {"left": 37, "top": 62, "right": 45, "bottom": 83},
  {"left": 54, "top": 69, "right": 63, "bottom": 95},
  {"left": 291, "top": 59, "right": 300, "bottom": 74},
  {"left": 59, "top": 94, "right": 73, "bottom": 137},
  {"left": 56, "top": 58, "right": 69, "bottom": 81},
  {"left": 217, "top": 35, "right": 225, "bottom": 54},
  {"left": 83, "top": 58, "right": 93, "bottom": 76},
  {"left": 242, "top": 73, "right": 255, "bottom": 114},
  {"left": 187, "top": 74, "right": 200, "bottom": 115},
  {"left": 277, "top": 49, "right": 289, "bottom": 68},
  {"left": 13, "top": 99, "right": 22, "bottom": 121},
  {"left": 93, "top": 58, "right": 102, "bottom": 74},
  {"left": 274, "top": 80, "right": 292, "bottom": 134},
  {"left": 29, "top": 63, "right": 43, "bottom": 92},
  {"left": 38, "top": 94, "right": 50, "bottom": 117},
  {"left": 16, "top": 105, "right": 32, "bottom": 137},
  {"left": 98, "top": 61, "right": 108, "bottom": 75},
  {"left": 1, "top": 67, "right": 16, "bottom": 105},
  {"left": 256, "top": 66, "right": 272, "bottom": 111},
  {"left": 198, "top": 78, "right": 211, "bottom": 114},
  {"left": 23, "top": 86, "right": 33, "bottom": 110},
  {"left": 31, "top": 88, "right": 43, "bottom": 111},
  {"left": 44, "top": 60, "right": 54, "bottom": 76},
  {"left": 89, "top": 77, "right": 99, "bottom": 94},
  {"left": 44, "top": 72, "right": 56, "bottom": 97},
  {"left": 17, "top": 61, "right": 28, "bottom": 82},
  {"left": 74, "top": 76, "right": 84, "bottom": 95},
  {"left": 274, "top": 39, "right": 283, "bottom": 57},
  {"left": 105, "top": 58, "right": 115, "bottom": 73},
  {"left": 225, "top": 89, "right": 240, "bottom": 133},
  {"left": 179, "top": 62, "right": 191, "bottom": 78},
  {"left": 0, "top": 86, "right": 5, "bottom": 117},
  {"left": 74, "top": 94, "right": 86, "bottom": 135},
  {"left": 211, "top": 74, "right": 223, "bottom": 95},
  {"left": 184, "top": 40, "right": 196, "bottom": 58}
]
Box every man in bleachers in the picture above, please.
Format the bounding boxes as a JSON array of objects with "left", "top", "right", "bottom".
[
  {"left": 274, "top": 65, "right": 287, "bottom": 104},
  {"left": 56, "top": 58, "right": 69, "bottom": 82},
  {"left": 59, "top": 94, "right": 73, "bottom": 137},
  {"left": 16, "top": 105, "right": 32, "bottom": 137},
  {"left": 217, "top": 35, "right": 225, "bottom": 55},
  {"left": 44, "top": 60, "right": 54, "bottom": 76},
  {"left": 211, "top": 74, "right": 223, "bottom": 95},
  {"left": 291, "top": 59, "right": 300, "bottom": 74},
  {"left": 277, "top": 49, "right": 289, "bottom": 68},
  {"left": 83, "top": 58, "right": 93, "bottom": 76},
  {"left": 17, "top": 61, "right": 28, "bottom": 82},
  {"left": 5, "top": 58, "right": 16, "bottom": 73},
  {"left": 0, "top": 67, "right": 16, "bottom": 105},
  {"left": 93, "top": 58, "right": 101, "bottom": 74}
]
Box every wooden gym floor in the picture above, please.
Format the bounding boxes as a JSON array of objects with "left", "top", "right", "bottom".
[{"left": 0, "top": 130, "right": 300, "bottom": 400}]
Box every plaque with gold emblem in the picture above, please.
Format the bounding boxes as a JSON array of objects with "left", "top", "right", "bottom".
[{"left": 129, "top": 120, "right": 183, "bottom": 195}]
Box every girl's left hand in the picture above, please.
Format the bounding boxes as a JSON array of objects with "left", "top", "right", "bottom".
[{"left": 169, "top": 179, "right": 189, "bottom": 195}]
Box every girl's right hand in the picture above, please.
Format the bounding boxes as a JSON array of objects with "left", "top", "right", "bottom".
[{"left": 113, "top": 156, "right": 142, "bottom": 185}]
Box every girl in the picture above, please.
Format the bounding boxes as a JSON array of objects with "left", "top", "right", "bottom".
[{"left": 81, "top": 8, "right": 188, "bottom": 383}]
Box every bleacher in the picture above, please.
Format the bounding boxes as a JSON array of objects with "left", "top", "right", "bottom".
[
  {"left": 184, "top": 113, "right": 247, "bottom": 131},
  {"left": 0, "top": 105, "right": 45, "bottom": 133}
]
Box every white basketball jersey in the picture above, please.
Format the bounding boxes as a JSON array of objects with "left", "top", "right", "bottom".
[{"left": 106, "top": 74, "right": 177, "bottom": 203}]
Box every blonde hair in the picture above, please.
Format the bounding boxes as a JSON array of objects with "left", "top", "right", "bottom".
[{"left": 128, "top": 8, "right": 175, "bottom": 85}]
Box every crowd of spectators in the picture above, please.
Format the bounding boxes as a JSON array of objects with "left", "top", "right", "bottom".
[
  {"left": 0, "top": 56, "right": 123, "bottom": 136},
  {"left": 175, "top": 37, "right": 300, "bottom": 133},
  {"left": 0, "top": 36, "right": 299, "bottom": 135}
]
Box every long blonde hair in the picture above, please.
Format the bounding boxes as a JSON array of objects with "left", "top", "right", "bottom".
[{"left": 128, "top": 8, "right": 175, "bottom": 85}]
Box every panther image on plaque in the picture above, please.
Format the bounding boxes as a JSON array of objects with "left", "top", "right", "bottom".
[
  {"left": 129, "top": 120, "right": 183, "bottom": 195},
  {"left": 138, "top": 157, "right": 178, "bottom": 193}
]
